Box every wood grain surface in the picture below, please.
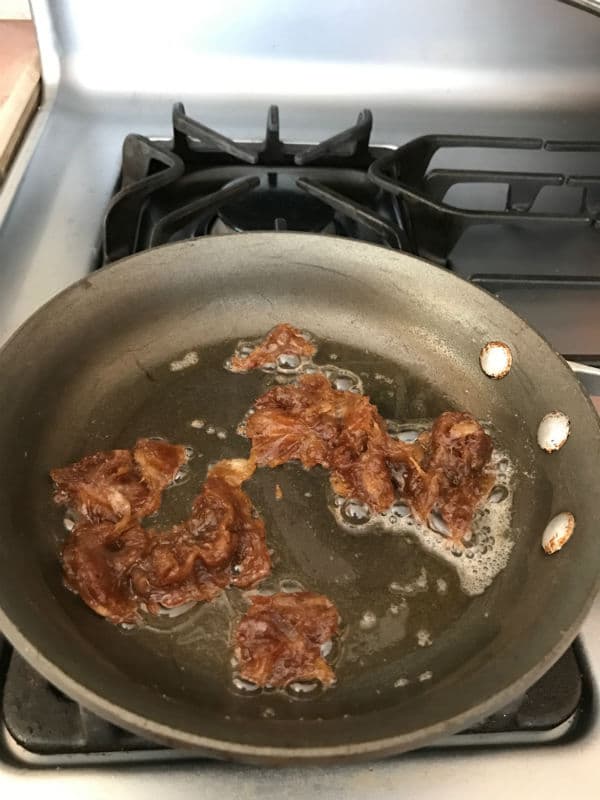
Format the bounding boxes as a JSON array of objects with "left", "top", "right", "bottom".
[{"left": 0, "top": 19, "right": 40, "bottom": 181}]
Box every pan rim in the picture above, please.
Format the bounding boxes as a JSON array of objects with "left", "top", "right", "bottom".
[
  {"left": 0, "top": 231, "right": 599, "bottom": 763},
  {"left": 0, "top": 591, "right": 590, "bottom": 762}
]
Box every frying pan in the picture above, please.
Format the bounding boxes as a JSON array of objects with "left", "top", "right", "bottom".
[{"left": 0, "top": 232, "right": 599, "bottom": 764}]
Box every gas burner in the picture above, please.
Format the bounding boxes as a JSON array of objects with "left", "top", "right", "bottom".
[{"left": 213, "top": 174, "right": 335, "bottom": 235}]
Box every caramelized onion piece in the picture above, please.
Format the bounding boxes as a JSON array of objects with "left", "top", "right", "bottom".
[
  {"left": 57, "top": 455, "right": 270, "bottom": 624},
  {"left": 229, "top": 323, "right": 316, "bottom": 373},
  {"left": 51, "top": 439, "right": 187, "bottom": 526},
  {"left": 234, "top": 592, "right": 340, "bottom": 688},
  {"left": 245, "top": 373, "right": 494, "bottom": 539}
]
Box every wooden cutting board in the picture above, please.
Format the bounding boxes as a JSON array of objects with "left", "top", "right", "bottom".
[{"left": 0, "top": 20, "right": 40, "bottom": 181}]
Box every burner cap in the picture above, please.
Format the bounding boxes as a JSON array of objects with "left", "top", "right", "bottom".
[{"left": 217, "top": 174, "right": 334, "bottom": 233}]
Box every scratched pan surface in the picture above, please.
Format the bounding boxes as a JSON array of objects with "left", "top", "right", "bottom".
[{"left": 0, "top": 233, "right": 599, "bottom": 764}]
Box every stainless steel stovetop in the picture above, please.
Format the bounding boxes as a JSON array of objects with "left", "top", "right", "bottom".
[{"left": 1, "top": 1, "right": 600, "bottom": 796}]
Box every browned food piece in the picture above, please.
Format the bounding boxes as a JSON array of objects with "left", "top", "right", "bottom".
[
  {"left": 400, "top": 412, "right": 494, "bottom": 540},
  {"left": 133, "top": 438, "right": 188, "bottom": 497},
  {"left": 128, "top": 522, "right": 230, "bottom": 615},
  {"left": 275, "top": 483, "right": 283, "bottom": 500},
  {"left": 62, "top": 520, "right": 149, "bottom": 623},
  {"left": 234, "top": 592, "right": 340, "bottom": 688},
  {"left": 207, "top": 456, "right": 257, "bottom": 486},
  {"left": 229, "top": 323, "right": 316, "bottom": 373},
  {"left": 51, "top": 449, "right": 148, "bottom": 526},
  {"left": 245, "top": 374, "right": 494, "bottom": 539},
  {"left": 51, "top": 438, "right": 187, "bottom": 526},
  {"left": 130, "top": 457, "right": 269, "bottom": 612},
  {"left": 246, "top": 373, "right": 410, "bottom": 512},
  {"left": 62, "top": 519, "right": 227, "bottom": 624},
  {"left": 59, "top": 457, "right": 270, "bottom": 623}
]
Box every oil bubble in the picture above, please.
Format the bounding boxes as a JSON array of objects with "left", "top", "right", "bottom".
[
  {"left": 429, "top": 511, "right": 450, "bottom": 537},
  {"left": 359, "top": 610, "right": 377, "bottom": 630},
  {"left": 232, "top": 677, "right": 261, "bottom": 695},
  {"left": 171, "top": 464, "right": 191, "bottom": 486},
  {"left": 391, "top": 502, "right": 411, "bottom": 518},
  {"left": 489, "top": 485, "right": 509, "bottom": 503},
  {"left": 416, "top": 629, "right": 432, "bottom": 647},
  {"left": 169, "top": 351, "right": 198, "bottom": 372},
  {"left": 251, "top": 577, "right": 279, "bottom": 597},
  {"left": 320, "top": 640, "right": 333, "bottom": 658},
  {"left": 389, "top": 567, "right": 428, "bottom": 596},
  {"left": 238, "top": 343, "right": 253, "bottom": 357},
  {"left": 276, "top": 353, "right": 301, "bottom": 372},
  {"left": 333, "top": 374, "right": 357, "bottom": 392},
  {"left": 157, "top": 600, "right": 197, "bottom": 618},
  {"left": 279, "top": 578, "right": 305, "bottom": 593},
  {"left": 341, "top": 499, "right": 371, "bottom": 526},
  {"left": 397, "top": 429, "right": 419, "bottom": 443},
  {"left": 287, "top": 680, "right": 322, "bottom": 698}
]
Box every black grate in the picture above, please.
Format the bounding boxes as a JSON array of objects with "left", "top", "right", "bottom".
[
  {"left": 369, "top": 134, "right": 600, "bottom": 265},
  {"left": 102, "top": 104, "right": 405, "bottom": 264},
  {"left": 102, "top": 105, "right": 600, "bottom": 274}
]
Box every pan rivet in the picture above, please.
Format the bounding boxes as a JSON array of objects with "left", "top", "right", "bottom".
[
  {"left": 479, "top": 341, "right": 512, "bottom": 379},
  {"left": 537, "top": 411, "right": 570, "bottom": 453},
  {"left": 542, "top": 511, "right": 575, "bottom": 555}
]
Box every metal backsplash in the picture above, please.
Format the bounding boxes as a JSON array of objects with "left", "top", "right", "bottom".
[{"left": 33, "top": 0, "right": 600, "bottom": 142}]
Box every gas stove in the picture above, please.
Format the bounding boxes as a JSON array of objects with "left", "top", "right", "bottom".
[{"left": 1, "top": 0, "right": 600, "bottom": 796}]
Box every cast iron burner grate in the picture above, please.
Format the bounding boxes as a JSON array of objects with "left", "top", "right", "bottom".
[
  {"left": 0, "top": 645, "right": 586, "bottom": 763},
  {"left": 369, "top": 136, "right": 600, "bottom": 265},
  {"left": 102, "top": 104, "right": 405, "bottom": 264},
  {"left": 101, "top": 104, "right": 600, "bottom": 275}
]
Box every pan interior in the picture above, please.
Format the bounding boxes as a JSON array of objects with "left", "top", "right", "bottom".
[{"left": 26, "top": 337, "right": 519, "bottom": 723}]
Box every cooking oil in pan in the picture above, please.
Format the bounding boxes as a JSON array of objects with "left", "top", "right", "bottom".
[
  {"left": 69, "top": 335, "right": 517, "bottom": 717},
  {"left": 330, "top": 445, "right": 515, "bottom": 597},
  {"left": 227, "top": 332, "right": 516, "bottom": 597}
]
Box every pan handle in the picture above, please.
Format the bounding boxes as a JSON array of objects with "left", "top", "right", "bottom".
[{"left": 568, "top": 361, "right": 600, "bottom": 411}]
